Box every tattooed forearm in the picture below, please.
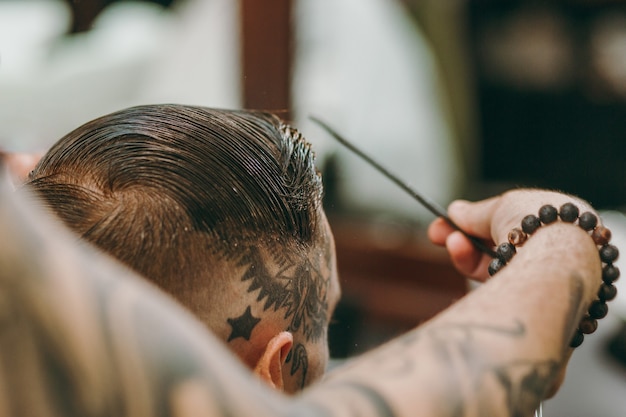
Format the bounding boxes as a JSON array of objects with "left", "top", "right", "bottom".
[
  {"left": 299, "top": 381, "right": 397, "bottom": 417},
  {"left": 323, "top": 312, "right": 569, "bottom": 417},
  {"left": 491, "top": 359, "right": 560, "bottom": 417},
  {"left": 358, "top": 320, "right": 526, "bottom": 379}
]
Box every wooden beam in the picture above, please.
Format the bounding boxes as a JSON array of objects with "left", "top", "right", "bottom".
[{"left": 240, "top": 0, "right": 292, "bottom": 116}]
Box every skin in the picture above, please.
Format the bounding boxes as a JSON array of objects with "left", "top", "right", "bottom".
[
  {"left": 0, "top": 151, "right": 42, "bottom": 184},
  {"left": 214, "top": 213, "right": 341, "bottom": 392},
  {"left": 428, "top": 189, "right": 598, "bottom": 280},
  {"left": 0, "top": 180, "right": 604, "bottom": 417}
]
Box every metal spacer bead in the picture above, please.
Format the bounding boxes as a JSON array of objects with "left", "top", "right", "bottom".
[{"left": 508, "top": 228, "right": 528, "bottom": 246}]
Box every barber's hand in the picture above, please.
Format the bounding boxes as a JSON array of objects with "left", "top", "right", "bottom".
[{"left": 428, "top": 189, "right": 596, "bottom": 281}]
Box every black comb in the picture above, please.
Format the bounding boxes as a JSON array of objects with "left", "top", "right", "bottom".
[{"left": 310, "top": 116, "right": 498, "bottom": 259}]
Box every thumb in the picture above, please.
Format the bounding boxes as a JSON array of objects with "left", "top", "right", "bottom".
[{"left": 447, "top": 197, "right": 501, "bottom": 241}]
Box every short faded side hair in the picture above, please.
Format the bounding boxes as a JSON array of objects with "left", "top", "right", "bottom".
[{"left": 24, "top": 104, "right": 325, "bottom": 298}]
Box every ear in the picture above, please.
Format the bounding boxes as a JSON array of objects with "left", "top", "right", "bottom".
[{"left": 253, "top": 331, "right": 293, "bottom": 390}]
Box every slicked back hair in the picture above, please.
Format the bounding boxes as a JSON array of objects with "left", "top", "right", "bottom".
[{"left": 24, "top": 104, "right": 325, "bottom": 304}]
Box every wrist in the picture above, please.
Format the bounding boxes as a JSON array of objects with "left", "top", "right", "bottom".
[{"left": 488, "top": 203, "right": 619, "bottom": 348}]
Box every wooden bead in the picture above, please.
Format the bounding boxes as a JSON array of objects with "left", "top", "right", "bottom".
[
  {"left": 602, "top": 264, "right": 620, "bottom": 284},
  {"left": 591, "top": 225, "right": 612, "bottom": 246},
  {"left": 560, "top": 203, "right": 579, "bottom": 222},
  {"left": 570, "top": 330, "right": 585, "bottom": 348},
  {"left": 496, "top": 242, "right": 516, "bottom": 262},
  {"left": 579, "top": 316, "right": 598, "bottom": 334},
  {"left": 521, "top": 214, "right": 541, "bottom": 234},
  {"left": 598, "top": 283, "right": 618, "bottom": 302},
  {"left": 508, "top": 228, "right": 528, "bottom": 246},
  {"left": 588, "top": 300, "right": 609, "bottom": 319},
  {"left": 578, "top": 212, "right": 598, "bottom": 231},
  {"left": 600, "top": 244, "right": 619, "bottom": 263},
  {"left": 538, "top": 204, "right": 558, "bottom": 224}
]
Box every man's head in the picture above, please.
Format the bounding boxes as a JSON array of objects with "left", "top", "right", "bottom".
[{"left": 24, "top": 104, "right": 340, "bottom": 392}]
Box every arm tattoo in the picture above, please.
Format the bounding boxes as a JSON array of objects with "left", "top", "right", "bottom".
[
  {"left": 318, "top": 382, "right": 398, "bottom": 417},
  {"left": 319, "top": 272, "right": 587, "bottom": 417}
]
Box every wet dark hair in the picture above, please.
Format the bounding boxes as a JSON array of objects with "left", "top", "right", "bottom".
[{"left": 24, "top": 104, "right": 325, "bottom": 294}]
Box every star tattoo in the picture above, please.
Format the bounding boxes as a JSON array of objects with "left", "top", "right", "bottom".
[{"left": 227, "top": 306, "right": 261, "bottom": 342}]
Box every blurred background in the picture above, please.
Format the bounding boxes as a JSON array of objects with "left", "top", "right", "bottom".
[{"left": 1, "top": 0, "right": 626, "bottom": 415}]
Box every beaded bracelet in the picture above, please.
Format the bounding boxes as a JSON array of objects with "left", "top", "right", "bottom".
[{"left": 487, "top": 203, "right": 620, "bottom": 348}]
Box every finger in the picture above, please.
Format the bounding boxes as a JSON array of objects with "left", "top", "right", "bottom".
[
  {"left": 427, "top": 217, "right": 456, "bottom": 247},
  {"left": 447, "top": 197, "right": 501, "bottom": 239},
  {"left": 446, "top": 231, "right": 493, "bottom": 281}
]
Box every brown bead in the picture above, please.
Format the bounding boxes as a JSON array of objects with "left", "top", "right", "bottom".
[
  {"left": 598, "top": 283, "right": 617, "bottom": 302},
  {"left": 600, "top": 244, "right": 619, "bottom": 263},
  {"left": 578, "top": 212, "right": 598, "bottom": 231},
  {"left": 496, "top": 242, "right": 516, "bottom": 262},
  {"left": 588, "top": 300, "right": 608, "bottom": 319},
  {"left": 560, "top": 203, "right": 580, "bottom": 222},
  {"left": 591, "top": 225, "right": 612, "bottom": 246},
  {"left": 521, "top": 214, "right": 541, "bottom": 234},
  {"left": 579, "top": 316, "right": 598, "bottom": 334},
  {"left": 570, "top": 330, "right": 584, "bottom": 348},
  {"left": 538, "top": 205, "right": 558, "bottom": 224},
  {"left": 602, "top": 264, "right": 620, "bottom": 284},
  {"left": 508, "top": 228, "right": 528, "bottom": 246},
  {"left": 488, "top": 257, "right": 506, "bottom": 276}
]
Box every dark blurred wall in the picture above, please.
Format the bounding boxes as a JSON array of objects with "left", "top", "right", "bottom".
[{"left": 468, "top": 1, "right": 626, "bottom": 209}]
